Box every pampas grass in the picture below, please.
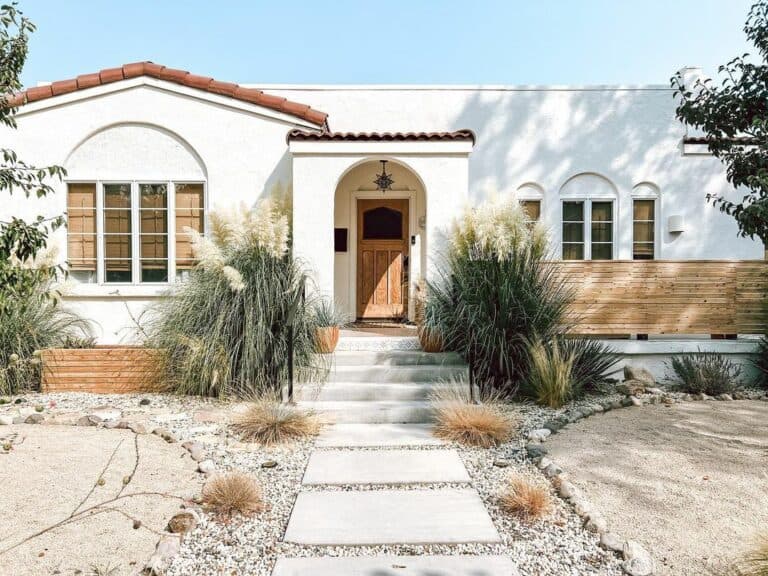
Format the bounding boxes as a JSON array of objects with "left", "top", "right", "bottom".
[
  {"left": 146, "top": 198, "right": 326, "bottom": 398},
  {"left": 431, "top": 386, "right": 517, "bottom": 447},
  {"left": 499, "top": 473, "right": 554, "bottom": 522},
  {"left": 202, "top": 472, "right": 264, "bottom": 517},
  {"left": 231, "top": 399, "right": 322, "bottom": 445}
]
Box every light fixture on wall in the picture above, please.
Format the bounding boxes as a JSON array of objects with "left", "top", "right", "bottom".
[{"left": 373, "top": 160, "right": 395, "bottom": 192}]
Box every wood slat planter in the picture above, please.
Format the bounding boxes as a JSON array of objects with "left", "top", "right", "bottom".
[
  {"left": 558, "top": 260, "right": 768, "bottom": 335},
  {"left": 41, "top": 347, "right": 163, "bottom": 393}
]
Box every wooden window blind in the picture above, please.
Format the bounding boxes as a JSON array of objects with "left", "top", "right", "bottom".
[
  {"left": 67, "top": 183, "right": 97, "bottom": 271},
  {"left": 174, "top": 183, "right": 204, "bottom": 270}
]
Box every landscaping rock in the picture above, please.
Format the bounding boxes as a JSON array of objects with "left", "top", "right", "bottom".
[
  {"left": 542, "top": 419, "right": 565, "bottom": 432},
  {"left": 527, "top": 428, "right": 551, "bottom": 442},
  {"left": 537, "top": 457, "right": 552, "bottom": 470},
  {"left": 128, "top": 422, "right": 149, "bottom": 434},
  {"left": 103, "top": 419, "right": 122, "bottom": 429},
  {"left": 623, "top": 541, "right": 655, "bottom": 576},
  {"left": 733, "top": 391, "right": 746, "bottom": 400},
  {"left": 525, "top": 444, "right": 548, "bottom": 460},
  {"left": 76, "top": 415, "right": 102, "bottom": 427},
  {"left": 621, "top": 397, "right": 634, "bottom": 407},
  {"left": 600, "top": 532, "right": 624, "bottom": 553},
  {"left": 197, "top": 459, "right": 215, "bottom": 475},
  {"left": 557, "top": 480, "right": 578, "bottom": 499},
  {"left": 617, "top": 380, "right": 646, "bottom": 396},
  {"left": 24, "top": 413, "right": 44, "bottom": 424},
  {"left": 139, "top": 398, "right": 151, "bottom": 406},
  {"left": 646, "top": 387, "right": 663, "bottom": 395},
  {"left": 144, "top": 534, "right": 181, "bottom": 574},
  {"left": 0, "top": 415, "right": 14, "bottom": 425},
  {"left": 153, "top": 427, "right": 178, "bottom": 443},
  {"left": 167, "top": 511, "right": 197, "bottom": 536},
  {"left": 492, "top": 459, "right": 510, "bottom": 468},
  {"left": 12, "top": 415, "right": 24, "bottom": 424},
  {"left": 585, "top": 513, "right": 608, "bottom": 534},
  {"left": 717, "top": 393, "right": 733, "bottom": 401},
  {"left": 90, "top": 407, "right": 121, "bottom": 421},
  {"left": 543, "top": 462, "right": 564, "bottom": 478},
  {"left": 630, "top": 396, "right": 643, "bottom": 407},
  {"left": 189, "top": 446, "right": 206, "bottom": 462},
  {"left": 623, "top": 365, "right": 655, "bottom": 385}
]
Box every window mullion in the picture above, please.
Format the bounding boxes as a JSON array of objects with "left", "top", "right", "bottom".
[
  {"left": 169, "top": 181, "right": 176, "bottom": 283},
  {"left": 132, "top": 182, "right": 139, "bottom": 286},
  {"left": 96, "top": 181, "right": 104, "bottom": 284},
  {"left": 585, "top": 199, "right": 592, "bottom": 260}
]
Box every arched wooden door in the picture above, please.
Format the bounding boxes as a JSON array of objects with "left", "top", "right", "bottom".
[{"left": 357, "top": 198, "right": 409, "bottom": 319}]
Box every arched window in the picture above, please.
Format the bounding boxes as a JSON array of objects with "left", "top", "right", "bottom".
[
  {"left": 559, "top": 173, "right": 617, "bottom": 260},
  {"left": 516, "top": 183, "right": 544, "bottom": 223}
]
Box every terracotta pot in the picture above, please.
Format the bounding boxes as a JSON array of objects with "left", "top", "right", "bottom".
[
  {"left": 315, "top": 326, "right": 340, "bottom": 353},
  {"left": 418, "top": 326, "right": 444, "bottom": 353}
]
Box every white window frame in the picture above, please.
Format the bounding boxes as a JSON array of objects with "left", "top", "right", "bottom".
[
  {"left": 65, "top": 179, "right": 207, "bottom": 286},
  {"left": 560, "top": 198, "right": 617, "bottom": 260},
  {"left": 630, "top": 188, "right": 660, "bottom": 261}
]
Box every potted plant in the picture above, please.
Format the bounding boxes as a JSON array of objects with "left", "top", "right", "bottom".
[
  {"left": 314, "top": 300, "right": 350, "bottom": 354},
  {"left": 416, "top": 284, "right": 444, "bottom": 353}
]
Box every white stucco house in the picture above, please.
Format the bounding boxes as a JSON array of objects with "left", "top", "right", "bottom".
[{"left": 1, "top": 61, "right": 764, "bottom": 350}]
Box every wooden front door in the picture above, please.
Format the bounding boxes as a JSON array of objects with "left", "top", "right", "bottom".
[{"left": 357, "top": 198, "right": 409, "bottom": 319}]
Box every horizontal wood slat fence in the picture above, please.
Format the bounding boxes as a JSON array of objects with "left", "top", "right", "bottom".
[
  {"left": 41, "top": 347, "right": 163, "bottom": 393},
  {"left": 557, "top": 260, "right": 768, "bottom": 335}
]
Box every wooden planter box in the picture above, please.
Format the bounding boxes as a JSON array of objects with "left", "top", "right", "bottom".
[{"left": 41, "top": 346, "right": 163, "bottom": 393}]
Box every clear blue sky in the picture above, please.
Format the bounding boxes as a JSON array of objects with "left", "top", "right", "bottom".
[{"left": 20, "top": 0, "right": 755, "bottom": 87}]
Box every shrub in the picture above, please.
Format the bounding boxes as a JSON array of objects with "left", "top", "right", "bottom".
[
  {"left": 431, "top": 386, "right": 518, "bottom": 447},
  {"left": 426, "top": 197, "right": 614, "bottom": 400},
  {"left": 752, "top": 337, "right": 768, "bottom": 391},
  {"left": 145, "top": 200, "right": 326, "bottom": 398},
  {"left": 667, "top": 352, "right": 742, "bottom": 395},
  {"left": 231, "top": 399, "right": 322, "bottom": 445},
  {"left": 499, "top": 473, "right": 553, "bottom": 522},
  {"left": 742, "top": 534, "right": 768, "bottom": 576},
  {"left": 525, "top": 338, "right": 575, "bottom": 409},
  {"left": 560, "top": 337, "right": 621, "bottom": 394},
  {"left": 202, "top": 472, "right": 264, "bottom": 517},
  {"left": 314, "top": 299, "right": 351, "bottom": 328},
  {"left": 0, "top": 278, "right": 89, "bottom": 395}
]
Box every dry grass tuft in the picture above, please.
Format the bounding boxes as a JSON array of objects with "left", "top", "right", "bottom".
[
  {"left": 202, "top": 472, "right": 264, "bottom": 517},
  {"left": 738, "top": 534, "right": 768, "bottom": 576},
  {"left": 431, "top": 386, "right": 517, "bottom": 448},
  {"left": 231, "top": 400, "right": 322, "bottom": 446},
  {"left": 499, "top": 473, "right": 554, "bottom": 522}
]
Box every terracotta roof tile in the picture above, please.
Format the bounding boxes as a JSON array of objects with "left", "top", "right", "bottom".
[
  {"left": 683, "top": 135, "right": 758, "bottom": 145},
  {"left": 7, "top": 61, "right": 328, "bottom": 127},
  {"left": 287, "top": 129, "right": 476, "bottom": 144}
]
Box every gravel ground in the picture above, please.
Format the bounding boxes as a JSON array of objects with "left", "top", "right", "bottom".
[{"left": 1, "top": 390, "right": 628, "bottom": 575}]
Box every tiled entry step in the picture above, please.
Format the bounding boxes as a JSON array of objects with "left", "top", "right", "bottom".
[
  {"left": 272, "top": 555, "right": 518, "bottom": 576},
  {"left": 283, "top": 488, "right": 501, "bottom": 546},
  {"left": 302, "top": 449, "right": 470, "bottom": 485}
]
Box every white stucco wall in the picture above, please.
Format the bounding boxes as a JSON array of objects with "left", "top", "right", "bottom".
[{"left": 0, "top": 76, "right": 763, "bottom": 342}]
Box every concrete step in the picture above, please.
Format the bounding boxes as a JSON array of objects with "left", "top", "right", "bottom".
[
  {"left": 315, "top": 424, "right": 444, "bottom": 447},
  {"left": 329, "top": 350, "right": 465, "bottom": 367},
  {"left": 272, "top": 555, "right": 519, "bottom": 576},
  {"left": 295, "top": 381, "right": 465, "bottom": 402},
  {"left": 283, "top": 488, "right": 501, "bottom": 545},
  {"left": 299, "top": 400, "right": 434, "bottom": 423},
  {"left": 328, "top": 365, "right": 468, "bottom": 384},
  {"left": 302, "top": 449, "right": 470, "bottom": 485},
  {"left": 336, "top": 336, "right": 420, "bottom": 352}
]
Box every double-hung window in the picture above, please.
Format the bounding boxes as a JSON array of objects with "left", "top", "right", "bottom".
[
  {"left": 67, "top": 181, "right": 205, "bottom": 284},
  {"left": 632, "top": 199, "right": 655, "bottom": 260},
  {"left": 561, "top": 200, "right": 614, "bottom": 260}
]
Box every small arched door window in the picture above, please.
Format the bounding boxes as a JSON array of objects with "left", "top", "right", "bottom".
[{"left": 363, "top": 207, "right": 403, "bottom": 240}]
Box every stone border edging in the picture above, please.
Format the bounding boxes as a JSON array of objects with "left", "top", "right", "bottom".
[{"left": 523, "top": 387, "right": 768, "bottom": 576}]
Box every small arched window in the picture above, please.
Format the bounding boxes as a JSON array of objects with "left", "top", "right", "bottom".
[{"left": 363, "top": 207, "right": 404, "bottom": 240}]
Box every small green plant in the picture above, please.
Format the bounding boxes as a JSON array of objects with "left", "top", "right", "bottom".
[
  {"left": 667, "top": 352, "right": 742, "bottom": 395},
  {"left": 525, "top": 338, "right": 575, "bottom": 408},
  {"left": 752, "top": 337, "right": 768, "bottom": 391},
  {"left": 314, "top": 299, "right": 351, "bottom": 328},
  {"left": 61, "top": 335, "right": 97, "bottom": 349}
]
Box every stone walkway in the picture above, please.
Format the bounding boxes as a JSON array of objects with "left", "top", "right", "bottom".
[{"left": 275, "top": 423, "right": 516, "bottom": 575}]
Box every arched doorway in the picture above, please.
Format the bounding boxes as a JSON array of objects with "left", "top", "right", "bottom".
[{"left": 333, "top": 160, "right": 427, "bottom": 321}]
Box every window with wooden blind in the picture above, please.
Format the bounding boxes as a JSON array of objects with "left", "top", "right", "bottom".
[
  {"left": 520, "top": 200, "right": 541, "bottom": 222},
  {"left": 66, "top": 181, "right": 205, "bottom": 284},
  {"left": 66, "top": 183, "right": 97, "bottom": 282},
  {"left": 174, "top": 183, "right": 205, "bottom": 280},
  {"left": 633, "top": 199, "right": 655, "bottom": 260}
]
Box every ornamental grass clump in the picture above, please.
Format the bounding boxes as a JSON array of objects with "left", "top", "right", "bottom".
[
  {"left": 525, "top": 338, "right": 575, "bottom": 409},
  {"left": 0, "top": 254, "right": 89, "bottom": 394},
  {"left": 231, "top": 399, "right": 322, "bottom": 445},
  {"left": 668, "top": 352, "right": 742, "bottom": 396},
  {"left": 202, "top": 472, "right": 264, "bottom": 518},
  {"left": 431, "top": 386, "right": 518, "bottom": 447},
  {"left": 146, "top": 198, "right": 325, "bottom": 398},
  {"left": 426, "top": 196, "right": 617, "bottom": 401},
  {"left": 499, "top": 472, "right": 554, "bottom": 522}
]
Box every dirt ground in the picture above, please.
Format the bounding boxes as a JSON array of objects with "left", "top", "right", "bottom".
[
  {"left": 0, "top": 425, "right": 201, "bottom": 576},
  {"left": 545, "top": 400, "right": 768, "bottom": 576}
]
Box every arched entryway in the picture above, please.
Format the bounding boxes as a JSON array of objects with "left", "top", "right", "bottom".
[{"left": 333, "top": 160, "right": 427, "bottom": 322}]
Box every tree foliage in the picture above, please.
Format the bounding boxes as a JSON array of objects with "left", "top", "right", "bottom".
[
  {"left": 672, "top": 0, "right": 768, "bottom": 243},
  {"left": 0, "top": 2, "right": 66, "bottom": 310}
]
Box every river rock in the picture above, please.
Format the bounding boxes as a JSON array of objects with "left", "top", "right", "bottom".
[{"left": 623, "top": 365, "right": 655, "bottom": 385}]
